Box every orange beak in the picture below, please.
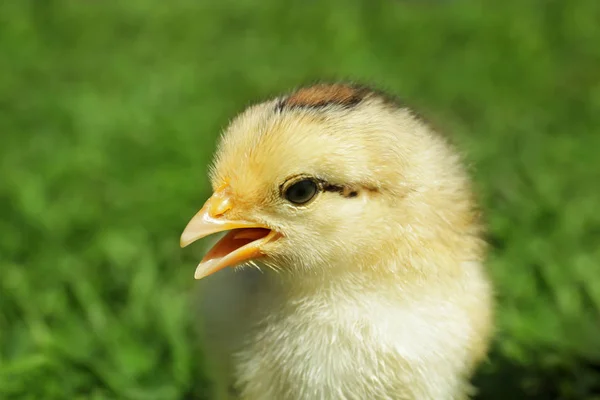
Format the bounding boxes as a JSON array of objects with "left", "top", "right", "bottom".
[{"left": 180, "top": 188, "right": 280, "bottom": 279}]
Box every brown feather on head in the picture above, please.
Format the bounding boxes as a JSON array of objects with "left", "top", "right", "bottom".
[{"left": 277, "top": 83, "right": 371, "bottom": 111}]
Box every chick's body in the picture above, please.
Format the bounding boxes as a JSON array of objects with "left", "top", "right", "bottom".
[{"left": 186, "top": 84, "right": 493, "bottom": 400}]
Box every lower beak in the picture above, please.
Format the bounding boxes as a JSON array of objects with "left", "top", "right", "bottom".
[{"left": 180, "top": 192, "right": 279, "bottom": 279}]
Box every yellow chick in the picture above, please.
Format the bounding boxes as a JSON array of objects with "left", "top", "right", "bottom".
[{"left": 181, "top": 83, "right": 493, "bottom": 400}]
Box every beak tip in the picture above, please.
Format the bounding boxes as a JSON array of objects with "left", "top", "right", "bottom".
[
  {"left": 193, "top": 263, "right": 211, "bottom": 280},
  {"left": 193, "top": 258, "right": 226, "bottom": 280},
  {"left": 179, "top": 232, "right": 195, "bottom": 248}
]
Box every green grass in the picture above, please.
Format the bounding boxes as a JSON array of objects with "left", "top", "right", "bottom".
[{"left": 1, "top": 0, "right": 599, "bottom": 398}]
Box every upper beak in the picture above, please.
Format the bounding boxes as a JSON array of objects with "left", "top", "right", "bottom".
[{"left": 180, "top": 189, "right": 279, "bottom": 279}]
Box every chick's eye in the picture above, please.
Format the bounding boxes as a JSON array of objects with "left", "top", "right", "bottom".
[{"left": 284, "top": 179, "right": 318, "bottom": 205}]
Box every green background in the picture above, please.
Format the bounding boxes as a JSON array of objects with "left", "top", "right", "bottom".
[{"left": 1, "top": 0, "right": 599, "bottom": 399}]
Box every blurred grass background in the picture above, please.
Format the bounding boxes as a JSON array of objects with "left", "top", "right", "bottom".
[{"left": 1, "top": 0, "right": 599, "bottom": 399}]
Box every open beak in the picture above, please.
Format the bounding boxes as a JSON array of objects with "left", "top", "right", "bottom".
[{"left": 180, "top": 189, "right": 280, "bottom": 279}]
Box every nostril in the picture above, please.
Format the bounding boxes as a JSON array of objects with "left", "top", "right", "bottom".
[{"left": 208, "top": 195, "right": 233, "bottom": 218}]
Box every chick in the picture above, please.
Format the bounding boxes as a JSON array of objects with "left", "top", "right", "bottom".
[{"left": 181, "top": 83, "right": 493, "bottom": 400}]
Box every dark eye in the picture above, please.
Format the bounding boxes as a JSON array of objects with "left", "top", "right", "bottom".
[{"left": 284, "top": 178, "right": 319, "bottom": 205}]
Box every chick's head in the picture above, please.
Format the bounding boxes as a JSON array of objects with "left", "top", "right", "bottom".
[{"left": 181, "top": 84, "right": 481, "bottom": 279}]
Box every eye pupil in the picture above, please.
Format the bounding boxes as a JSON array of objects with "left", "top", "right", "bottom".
[{"left": 284, "top": 179, "right": 318, "bottom": 205}]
